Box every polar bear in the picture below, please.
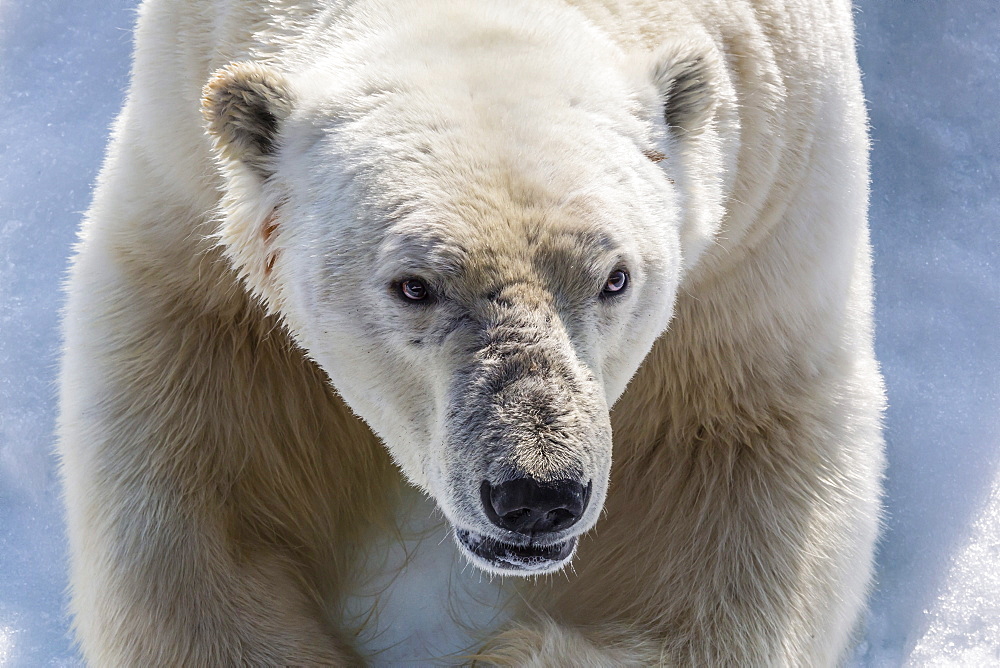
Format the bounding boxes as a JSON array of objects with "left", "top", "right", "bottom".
[{"left": 58, "top": 0, "right": 884, "bottom": 664}]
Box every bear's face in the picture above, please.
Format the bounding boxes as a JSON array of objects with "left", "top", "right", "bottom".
[{"left": 203, "top": 21, "right": 723, "bottom": 575}]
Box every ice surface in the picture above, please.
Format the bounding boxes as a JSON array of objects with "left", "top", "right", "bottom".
[{"left": 0, "top": 1, "right": 997, "bottom": 665}]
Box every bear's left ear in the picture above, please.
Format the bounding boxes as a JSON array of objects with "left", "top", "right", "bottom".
[
  {"left": 202, "top": 61, "right": 296, "bottom": 179},
  {"left": 650, "top": 40, "right": 720, "bottom": 136},
  {"left": 640, "top": 40, "right": 730, "bottom": 270}
]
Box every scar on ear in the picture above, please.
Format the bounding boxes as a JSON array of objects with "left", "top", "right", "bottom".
[
  {"left": 265, "top": 251, "right": 279, "bottom": 275},
  {"left": 262, "top": 211, "right": 279, "bottom": 242},
  {"left": 644, "top": 149, "right": 667, "bottom": 162},
  {"left": 262, "top": 210, "right": 280, "bottom": 275}
]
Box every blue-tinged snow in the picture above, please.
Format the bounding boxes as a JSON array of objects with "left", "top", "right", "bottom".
[
  {"left": 0, "top": 1, "right": 136, "bottom": 665},
  {"left": 0, "top": 1, "right": 997, "bottom": 665},
  {"left": 854, "top": 3, "right": 1000, "bottom": 665}
]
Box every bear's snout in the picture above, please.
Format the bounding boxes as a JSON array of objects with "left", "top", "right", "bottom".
[{"left": 481, "top": 477, "right": 591, "bottom": 536}]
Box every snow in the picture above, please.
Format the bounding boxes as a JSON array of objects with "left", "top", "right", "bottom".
[
  {"left": 0, "top": 1, "right": 997, "bottom": 665},
  {"left": 852, "top": 3, "right": 1000, "bottom": 664},
  {"left": 908, "top": 476, "right": 1000, "bottom": 666}
]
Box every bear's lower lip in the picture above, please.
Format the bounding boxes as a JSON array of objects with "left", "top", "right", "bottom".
[{"left": 454, "top": 528, "right": 576, "bottom": 575}]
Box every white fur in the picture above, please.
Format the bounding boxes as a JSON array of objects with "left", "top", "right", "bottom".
[{"left": 60, "top": 0, "right": 883, "bottom": 664}]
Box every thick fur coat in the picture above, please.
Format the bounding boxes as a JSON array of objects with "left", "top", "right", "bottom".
[{"left": 59, "top": 0, "right": 884, "bottom": 664}]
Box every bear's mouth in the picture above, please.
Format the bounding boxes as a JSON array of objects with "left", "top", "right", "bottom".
[{"left": 454, "top": 528, "right": 577, "bottom": 575}]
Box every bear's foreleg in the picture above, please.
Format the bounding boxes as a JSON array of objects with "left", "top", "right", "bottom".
[
  {"left": 475, "top": 619, "right": 664, "bottom": 667},
  {"left": 59, "top": 211, "right": 386, "bottom": 664}
]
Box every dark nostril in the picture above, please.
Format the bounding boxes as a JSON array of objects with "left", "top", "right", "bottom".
[{"left": 481, "top": 478, "right": 591, "bottom": 536}]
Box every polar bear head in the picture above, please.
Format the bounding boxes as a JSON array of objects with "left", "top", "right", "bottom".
[{"left": 203, "top": 5, "right": 728, "bottom": 576}]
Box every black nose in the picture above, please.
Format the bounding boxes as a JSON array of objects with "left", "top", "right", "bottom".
[{"left": 481, "top": 478, "right": 591, "bottom": 536}]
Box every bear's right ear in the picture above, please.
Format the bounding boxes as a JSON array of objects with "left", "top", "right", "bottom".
[{"left": 202, "top": 62, "right": 296, "bottom": 179}]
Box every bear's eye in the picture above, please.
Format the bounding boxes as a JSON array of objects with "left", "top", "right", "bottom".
[
  {"left": 602, "top": 269, "right": 629, "bottom": 296},
  {"left": 398, "top": 278, "right": 431, "bottom": 302}
]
